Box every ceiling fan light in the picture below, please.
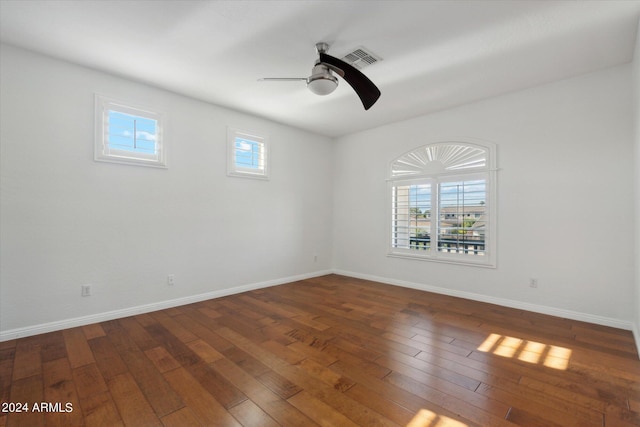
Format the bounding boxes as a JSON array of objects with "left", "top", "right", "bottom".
[{"left": 307, "top": 76, "right": 338, "bottom": 95}]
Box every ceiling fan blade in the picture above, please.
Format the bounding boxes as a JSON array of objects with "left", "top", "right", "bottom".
[
  {"left": 318, "top": 52, "right": 381, "bottom": 110},
  {"left": 258, "top": 77, "right": 307, "bottom": 82}
]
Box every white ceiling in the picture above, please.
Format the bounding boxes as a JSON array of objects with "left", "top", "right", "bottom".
[{"left": 1, "top": 1, "right": 639, "bottom": 137}]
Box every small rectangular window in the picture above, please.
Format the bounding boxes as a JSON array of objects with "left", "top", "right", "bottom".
[
  {"left": 95, "top": 95, "right": 166, "bottom": 168},
  {"left": 227, "top": 128, "right": 269, "bottom": 179}
]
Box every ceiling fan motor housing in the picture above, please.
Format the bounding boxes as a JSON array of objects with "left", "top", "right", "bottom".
[{"left": 307, "top": 64, "right": 338, "bottom": 95}]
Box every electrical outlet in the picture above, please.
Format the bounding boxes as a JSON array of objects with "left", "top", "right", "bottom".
[
  {"left": 81, "top": 285, "right": 92, "bottom": 297},
  {"left": 529, "top": 278, "right": 538, "bottom": 288},
  {"left": 167, "top": 274, "right": 175, "bottom": 286}
]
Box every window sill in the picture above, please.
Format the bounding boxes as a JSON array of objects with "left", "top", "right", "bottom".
[
  {"left": 387, "top": 251, "right": 496, "bottom": 268},
  {"left": 227, "top": 171, "right": 269, "bottom": 180},
  {"left": 94, "top": 154, "right": 167, "bottom": 169}
]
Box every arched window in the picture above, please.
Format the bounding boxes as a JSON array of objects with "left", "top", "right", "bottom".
[{"left": 388, "top": 140, "right": 497, "bottom": 267}]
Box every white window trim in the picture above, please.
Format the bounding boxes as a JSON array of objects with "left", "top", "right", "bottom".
[
  {"left": 388, "top": 140, "right": 497, "bottom": 268},
  {"left": 94, "top": 94, "right": 167, "bottom": 168},
  {"left": 227, "top": 127, "right": 269, "bottom": 180}
]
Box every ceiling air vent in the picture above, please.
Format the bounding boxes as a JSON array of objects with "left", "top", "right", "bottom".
[{"left": 340, "top": 47, "right": 382, "bottom": 70}]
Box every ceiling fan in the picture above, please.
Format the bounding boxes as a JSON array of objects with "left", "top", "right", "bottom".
[{"left": 259, "top": 42, "right": 381, "bottom": 110}]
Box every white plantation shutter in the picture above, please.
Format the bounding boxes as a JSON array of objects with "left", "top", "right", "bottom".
[{"left": 391, "top": 182, "right": 432, "bottom": 251}]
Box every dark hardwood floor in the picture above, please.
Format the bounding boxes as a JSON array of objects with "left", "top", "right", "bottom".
[{"left": 1, "top": 274, "right": 639, "bottom": 426}]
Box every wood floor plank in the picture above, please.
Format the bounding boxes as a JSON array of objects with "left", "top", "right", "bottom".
[
  {"left": 87, "top": 336, "right": 128, "bottom": 380},
  {"left": 160, "top": 407, "right": 202, "bottom": 427},
  {"left": 287, "top": 390, "right": 361, "bottom": 427},
  {"left": 117, "top": 349, "right": 184, "bottom": 417},
  {"left": 222, "top": 346, "right": 271, "bottom": 378},
  {"left": 186, "top": 360, "right": 248, "bottom": 409},
  {"left": 286, "top": 340, "right": 338, "bottom": 366},
  {"left": 62, "top": 328, "right": 95, "bottom": 369},
  {"left": 227, "top": 399, "right": 279, "bottom": 427},
  {"left": 78, "top": 391, "right": 124, "bottom": 427},
  {"left": 260, "top": 339, "right": 307, "bottom": 366},
  {"left": 117, "top": 317, "right": 158, "bottom": 351},
  {"left": 146, "top": 319, "right": 247, "bottom": 409},
  {"left": 149, "top": 311, "right": 198, "bottom": 345},
  {"left": 211, "top": 357, "right": 318, "bottom": 426},
  {"left": 101, "top": 320, "right": 140, "bottom": 354},
  {"left": 71, "top": 363, "right": 109, "bottom": 399},
  {"left": 162, "top": 367, "right": 241, "bottom": 427},
  {"left": 11, "top": 339, "right": 41, "bottom": 381},
  {"left": 133, "top": 313, "right": 157, "bottom": 328},
  {"left": 504, "top": 407, "right": 566, "bottom": 427},
  {"left": 0, "top": 341, "right": 16, "bottom": 351},
  {"left": 217, "top": 326, "right": 400, "bottom": 427},
  {"left": 330, "top": 358, "right": 476, "bottom": 425},
  {"left": 256, "top": 369, "right": 304, "bottom": 399},
  {"left": 107, "top": 372, "right": 162, "bottom": 427},
  {"left": 295, "top": 358, "right": 355, "bottom": 392},
  {"left": 173, "top": 308, "right": 235, "bottom": 353},
  {"left": 42, "top": 357, "right": 83, "bottom": 427},
  {"left": 259, "top": 322, "right": 298, "bottom": 346},
  {"left": 144, "top": 346, "right": 182, "bottom": 373},
  {"left": 376, "top": 352, "right": 481, "bottom": 391},
  {"left": 185, "top": 339, "right": 225, "bottom": 364},
  {"left": 476, "top": 382, "right": 602, "bottom": 427},
  {"left": 386, "top": 371, "right": 514, "bottom": 427},
  {"left": 2, "top": 274, "right": 639, "bottom": 426},
  {"left": 6, "top": 375, "right": 44, "bottom": 427},
  {"left": 0, "top": 348, "right": 15, "bottom": 404},
  {"left": 82, "top": 323, "right": 106, "bottom": 341},
  {"left": 144, "top": 323, "right": 201, "bottom": 368},
  {"left": 39, "top": 332, "right": 67, "bottom": 363},
  {"left": 344, "top": 383, "right": 417, "bottom": 427}
]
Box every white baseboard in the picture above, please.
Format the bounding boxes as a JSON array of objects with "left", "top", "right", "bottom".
[
  {"left": 333, "top": 269, "right": 635, "bottom": 332},
  {"left": 0, "top": 270, "right": 332, "bottom": 342}
]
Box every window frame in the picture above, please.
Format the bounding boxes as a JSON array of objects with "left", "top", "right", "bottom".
[
  {"left": 227, "top": 127, "right": 269, "bottom": 180},
  {"left": 388, "top": 140, "right": 497, "bottom": 268},
  {"left": 94, "top": 94, "right": 166, "bottom": 168}
]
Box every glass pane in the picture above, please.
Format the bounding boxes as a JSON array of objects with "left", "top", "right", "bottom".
[
  {"left": 392, "top": 184, "right": 431, "bottom": 250},
  {"left": 438, "top": 179, "right": 486, "bottom": 256},
  {"left": 108, "top": 110, "right": 157, "bottom": 154},
  {"left": 235, "top": 137, "right": 262, "bottom": 169}
]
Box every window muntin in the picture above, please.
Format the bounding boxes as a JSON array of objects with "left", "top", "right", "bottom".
[
  {"left": 389, "top": 141, "right": 496, "bottom": 267},
  {"left": 95, "top": 95, "right": 166, "bottom": 168},
  {"left": 227, "top": 128, "right": 269, "bottom": 179}
]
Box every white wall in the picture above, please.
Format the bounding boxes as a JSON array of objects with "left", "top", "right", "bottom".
[
  {"left": 333, "top": 64, "right": 636, "bottom": 327},
  {"left": 633, "top": 18, "right": 640, "bottom": 350},
  {"left": 0, "top": 45, "right": 334, "bottom": 338}
]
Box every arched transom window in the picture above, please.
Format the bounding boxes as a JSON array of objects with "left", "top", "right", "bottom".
[{"left": 389, "top": 141, "right": 496, "bottom": 267}]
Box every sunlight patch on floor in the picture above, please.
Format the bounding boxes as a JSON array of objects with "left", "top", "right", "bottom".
[
  {"left": 477, "top": 333, "right": 572, "bottom": 370},
  {"left": 406, "top": 409, "right": 468, "bottom": 427}
]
